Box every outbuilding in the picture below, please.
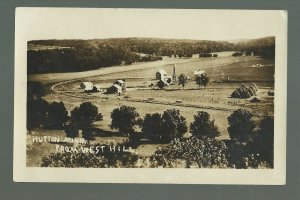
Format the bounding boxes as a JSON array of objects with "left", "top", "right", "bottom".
[
  {"left": 156, "top": 69, "right": 167, "bottom": 80},
  {"left": 80, "top": 82, "right": 94, "bottom": 90},
  {"left": 114, "top": 79, "right": 126, "bottom": 91},
  {"left": 106, "top": 84, "right": 122, "bottom": 94}
]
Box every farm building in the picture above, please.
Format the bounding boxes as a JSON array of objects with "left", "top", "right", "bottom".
[
  {"left": 106, "top": 84, "right": 122, "bottom": 94},
  {"left": 194, "top": 70, "right": 206, "bottom": 79},
  {"left": 165, "top": 75, "right": 173, "bottom": 84},
  {"left": 80, "top": 82, "right": 94, "bottom": 90},
  {"left": 156, "top": 69, "right": 167, "bottom": 80},
  {"left": 84, "top": 85, "right": 101, "bottom": 93},
  {"left": 114, "top": 79, "right": 126, "bottom": 91},
  {"left": 157, "top": 79, "right": 170, "bottom": 88}
]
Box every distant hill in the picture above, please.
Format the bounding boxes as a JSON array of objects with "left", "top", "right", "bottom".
[{"left": 27, "top": 36, "right": 275, "bottom": 74}]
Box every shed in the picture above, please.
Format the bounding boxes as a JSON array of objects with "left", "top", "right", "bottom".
[
  {"left": 106, "top": 84, "right": 122, "bottom": 94},
  {"left": 114, "top": 79, "right": 126, "bottom": 91},
  {"left": 80, "top": 82, "right": 94, "bottom": 90},
  {"left": 157, "top": 79, "right": 170, "bottom": 88},
  {"left": 156, "top": 69, "right": 167, "bottom": 80}
]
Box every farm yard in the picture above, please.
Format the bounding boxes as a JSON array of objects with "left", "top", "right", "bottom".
[{"left": 27, "top": 52, "right": 275, "bottom": 167}]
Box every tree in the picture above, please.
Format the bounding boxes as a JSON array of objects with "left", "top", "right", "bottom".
[
  {"left": 195, "top": 73, "right": 210, "bottom": 89},
  {"left": 46, "top": 101, "right": 68, "bottom": 129},
  {"left": 71, "top": 102, "right": 102, "bottom": 128},
  {"left": 142, "top": 113, "right": 163, "bottom": 141},
  {"left": 255, "top": 116, "right": 274, "bottom": 167},
  {"left": 27, "top": 98, "right": 49, "bottom": 131},
  {"left": 110, "top": 106, "right": 140, "bottom": 135},
  {"left": 227, "top": 109, "right": 255, "bottom": 142},
  {"left": 161, "top": 109, "right": 188, "bottom": 143},
  {"left": 27, "top": 81, "right": 45, "bottom": 100},
  {"left": 64, "top": 124, "right": 79, "bottom": 138},
  {"left": 82, "top": 128, "right": 96, "bottom": 142},
  {"left": 178, "top": 73, "right": 188, "bottom": 89},
  {"left": 190, "top": 111, "right": 220, "bottom": 139}
]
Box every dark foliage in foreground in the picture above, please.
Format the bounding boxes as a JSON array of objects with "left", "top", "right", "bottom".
[
  {"left": 150, "top": 137, "right": 228, "bottom": 168},
  {"left": 227, "top": 109, "right": 255, "bottom": 142}
]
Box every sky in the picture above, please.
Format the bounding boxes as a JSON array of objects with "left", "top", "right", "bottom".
[{"left": 16, "top": 8, "right": 286, "bottom": 41}]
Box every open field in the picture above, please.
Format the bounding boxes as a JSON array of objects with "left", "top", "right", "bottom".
[{"left": 27, "top": 54, "right": 274, "bottom": 166}]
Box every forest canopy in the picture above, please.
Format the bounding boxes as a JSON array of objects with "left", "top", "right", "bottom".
[{"left": 27, "top": 37, "right": 275, "bottom": 74}]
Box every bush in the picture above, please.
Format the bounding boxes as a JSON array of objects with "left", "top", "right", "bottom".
[
  {"left": 227, "top": 109, "right": 255, "bottom": 142},
  {"left": 150, "top": 137, "right": 228, "bottom": 168},
  {"left": 226, "top": 140, "right": 260, "bottom": 169},
  {"left": 161, "top": 109, "right": 188, "bottom": 143},
  {"left": 110, "top": 106, "right": 140, "bottom": 135},
  {"left": 190, "top": 111, "right": 220, "bottom": 139}
]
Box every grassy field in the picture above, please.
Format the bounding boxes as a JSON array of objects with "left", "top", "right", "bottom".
[{"left": 27, "top": 54, "right": 275, "bottom": 167}]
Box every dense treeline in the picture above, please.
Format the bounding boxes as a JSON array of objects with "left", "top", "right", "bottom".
[
  {"left": 27, "top": 37, "right": 275, "bottom": 74},
  {"left": 234, "top": 36, "right": 275, "bottom": 59}
]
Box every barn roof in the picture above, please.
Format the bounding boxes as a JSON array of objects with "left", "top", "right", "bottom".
[{"left": 110, "top": 84, "right": 122, "bottom": 89}]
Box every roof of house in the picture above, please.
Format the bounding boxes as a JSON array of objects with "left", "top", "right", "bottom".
[
  {"left": 110, "top": 84, "right": 122, "bottom": 89},
  {"left": 194, "top": 70, "right": 205, "bottom": 75},
  {"left": 157, "top": 69, "right": 167, "bottom": 75},
  {"left": 115, "top": 80, "right": 125, "bottom": 84},
  {"left": 81, "top": 81, "right": 93, "bottom": 87}
]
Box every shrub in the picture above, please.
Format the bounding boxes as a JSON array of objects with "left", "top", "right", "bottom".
[
  {"left": 227, "top": 109, "right": 255, "bottom": 142},
  {"left": 150, "top": 137, "right": 228, "bottom": 168},
  {"left": 190, "top": 111, "right": 220, "bottom": 139},
  {"left": 226, "top": 140, "right": 260, "bottom": 169}
]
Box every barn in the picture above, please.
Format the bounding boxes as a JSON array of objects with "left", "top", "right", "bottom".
[
  {"left": 156, "top": 69, "right": 167, "bottom": 80},
  {"left": 194, "top": 70, "right": 205, "bottom": 79},
  {"left": 106, "top": 84, "right": 122, "bottom": 94},
  {"left": 157, "top": 79, "right": 170, "bottom": 88},
  {"left": 114, "top": 79, "right": 126, "bottom": 91},
  {"left": 80, "top": 82, "right": 94, "bottom": 90}
]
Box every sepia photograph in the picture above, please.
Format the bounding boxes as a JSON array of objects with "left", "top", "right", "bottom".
[{"left": 14, "top": 8, "right": 287, "bottom": 184}]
